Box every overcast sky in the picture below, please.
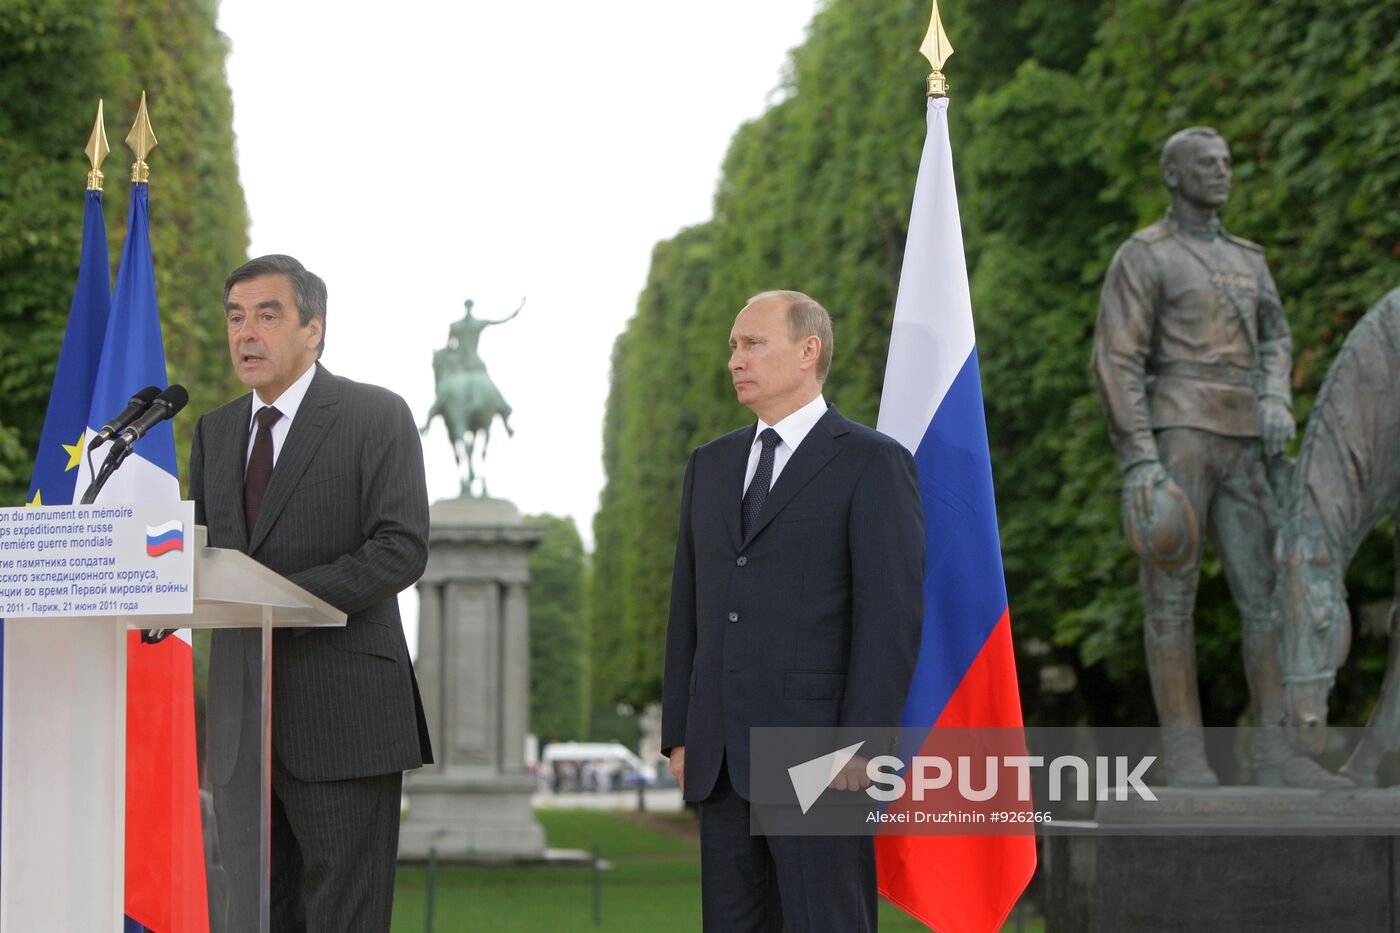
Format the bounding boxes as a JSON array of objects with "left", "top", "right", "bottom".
[{"left": 217, "top": 1, "right": 823, "bottom": 549}]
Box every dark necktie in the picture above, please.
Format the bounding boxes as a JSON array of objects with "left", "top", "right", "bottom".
[
  {"left": 244, "top": 406, "right": 282, "bottom": 532},
  {"left": 742, "top": 428, "right": 782, "bottom": 538}
]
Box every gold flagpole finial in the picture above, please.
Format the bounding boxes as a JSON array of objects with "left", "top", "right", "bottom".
[
  {"left": 920, "top": 0, "right": 954, "bottom": 98},
  {"left": 85, "top": 99, "right": 110, "bottom": 191},
  {"left": 126, "top": 90, "right": 158, "bottom": 184}
]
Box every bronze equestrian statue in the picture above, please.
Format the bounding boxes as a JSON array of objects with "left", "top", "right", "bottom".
[
  {"left": 1280, "top": 286, "right": 1400, "bottom": 785},
  {"left": 421, "top": 297, "right": 523, "bottom": 497}
]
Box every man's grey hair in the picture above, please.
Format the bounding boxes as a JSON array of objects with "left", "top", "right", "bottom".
[
  {"left": 746, "top": 289, "right": 834, "bottom": 384},
  {"left": 1160, "top": 126, "right": 1226, "bottom": 185},
  {"left": 224, "top": 254, "right": 327, "bottom": 355}
]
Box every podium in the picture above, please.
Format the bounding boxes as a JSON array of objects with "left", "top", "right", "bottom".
[{"left": 1, "top": 521, "right": 345, "bottom": 932}]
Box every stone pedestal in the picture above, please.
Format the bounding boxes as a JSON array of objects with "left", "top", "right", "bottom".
[
  {"left": 1044, "top": 788, "right": 1400, "bottom": 931},
  {"left": 399, "top": 498, "right": 547, "bottom": 861}
]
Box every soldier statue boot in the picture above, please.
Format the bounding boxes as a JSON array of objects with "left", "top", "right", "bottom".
[
  {"left": 1160, "top": 726, "right": 1218, "bottom": 788},
  {"left": 1145, "top": 615, "right": 1218, "bottom": 787}
]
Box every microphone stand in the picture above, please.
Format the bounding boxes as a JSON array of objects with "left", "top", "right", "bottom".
[{"left": 79, "top": 442, "right": 134, "bottom": 505}]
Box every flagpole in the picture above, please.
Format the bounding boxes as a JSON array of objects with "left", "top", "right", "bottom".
[
  {"left": 86, "top": 100, "right": 111, "bottom": 192},
  {"left": 920, "top": 0, "right": 953, "bottom": 99},
  {"left": 126, "top": 90, "right": 158, "bottom": 184}
]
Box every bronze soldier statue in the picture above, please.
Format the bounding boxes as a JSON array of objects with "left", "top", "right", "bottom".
[{"left": 1093, "top": 127, "right": 1345, "bottom": 788}]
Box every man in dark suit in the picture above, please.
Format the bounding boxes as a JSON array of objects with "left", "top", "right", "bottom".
[
  {"left": 662, "top": 290, "right": 925, "bottom": 932},
  {"left": 190, "top": 254, "right": 431, "bottom": 931}
]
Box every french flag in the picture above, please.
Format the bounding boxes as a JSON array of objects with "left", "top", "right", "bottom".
[
  {"left": 145, "top": 521, "right": 185, "bottom": 558},
  {"left": 83, "top": 181, "right": 208, "bottom": 933},
  {"left": 873, "top": 95, "right": 1037, "bottom": 931}
]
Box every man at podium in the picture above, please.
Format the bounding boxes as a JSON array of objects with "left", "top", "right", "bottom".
[{"left": 189, "top": 254, "right": 433, "bottom": 930}]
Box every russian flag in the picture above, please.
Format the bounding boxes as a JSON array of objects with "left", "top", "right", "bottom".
[
  {"left": 873, "top": 96, "right": 1037, "bottom": 931},
  {"left": 83, "top": 179, "right": 209, "bottom": 933},
  {"left": 145, "top": 521, "right": 185, "bottom": 558}
]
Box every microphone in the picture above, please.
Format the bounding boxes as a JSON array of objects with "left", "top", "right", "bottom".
[
  {"left": 114, "top": 384, "right": 189, "bottom": 450},
  {"left": 88, "top": 385, "right": 161, "bottom": 450}
]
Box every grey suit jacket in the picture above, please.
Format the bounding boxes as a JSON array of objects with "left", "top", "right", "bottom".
[
  {"left": 661, "top": 405, "right": 925, "bottom": 801},
  {"left": 191, "top": 363, "right": 433, "bottom": 784}
]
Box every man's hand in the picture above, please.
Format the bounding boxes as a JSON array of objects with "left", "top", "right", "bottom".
[
  {"left": 1259, "top": 398, "right": 1296, "bottom": 458},
  {"left": 829, "top": 755, "right": 872, "bottom": 792},
  {"left": 669, "top": 746, "right": 684, "bottom": 793},
  {"left": 1124, "top": 460, "right": 1170, "bottom": 532}
]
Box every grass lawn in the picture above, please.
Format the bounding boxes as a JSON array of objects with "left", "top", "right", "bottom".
[
  {"left": 392, "top": 809, "right": 699, "bottom": 931},
  {"left": 392, "top": 809, "right": 1041, "bottom": 931}
]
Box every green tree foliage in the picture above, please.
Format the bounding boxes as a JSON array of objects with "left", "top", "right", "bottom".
[
  {"left": 592, "top": 0, "right": 1400, "bottom": 727},
  {"left": 0, "top": 0, "right": 248, "bottom": 503},
  {"left": 528, "top": 514, "right": 590, "bottom": 742},
  {"left": 591, "top": 227, "right": 715, "bottom": 707},
  {"left": 0, "top": 423, "right": 23, "bottom": 492}
]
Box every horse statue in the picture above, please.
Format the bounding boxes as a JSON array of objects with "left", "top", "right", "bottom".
[
  {"left": 421, "top": 297, "right": 524, "bottom": 498},
  {"left": 1280, "top": 286, "right": 1400, "bottom": 784}
]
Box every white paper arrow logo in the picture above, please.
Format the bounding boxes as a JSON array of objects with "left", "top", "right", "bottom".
[{"left": 787, "top": 741, "right": 866, "bottom": 814}]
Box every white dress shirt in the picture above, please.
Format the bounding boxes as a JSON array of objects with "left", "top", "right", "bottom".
[
  {"left": 246, "top": 362, "right": 317, "bottom": 469},
  {"left": 742, "top": 393, "right": 828, "bottom": 496}
]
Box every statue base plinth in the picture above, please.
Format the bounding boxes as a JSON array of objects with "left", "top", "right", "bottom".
[
  {"left": 399, "top": 773, "right": 546, "bottom": 861},
  {"left": 1044, "top": 787, "right": 1400, "bottom": 931},
  {"left": 401, "top": 498, "right": 547, "bottom": 861},
  {"left": 431, "top": 497, "right": 521, "bottom": 526}
]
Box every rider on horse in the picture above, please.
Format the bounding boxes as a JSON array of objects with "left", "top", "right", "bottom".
[{"left": 422, "top": 298, "right": 523, "bottom": 497}]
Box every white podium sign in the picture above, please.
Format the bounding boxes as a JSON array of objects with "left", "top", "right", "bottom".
[
  {"left": 2, "top": 512, "right": 345, "bottom": 932},
  {"left": 0, "top": 501, "right": 194, "bottom": 618}
]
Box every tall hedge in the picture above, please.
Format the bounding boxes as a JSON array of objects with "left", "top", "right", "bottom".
[
  {"left": 591, "top": 0, "right": 1400, "bottom": 727},
  {"left": 0, "top": 0, "right": 248, "bottom": 503},
  {"left": 526, "top": 515, "right": 590, "bottom": 742}
]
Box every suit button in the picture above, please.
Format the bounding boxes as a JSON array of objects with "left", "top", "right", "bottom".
[
  {"left": 728, "top": 612, "right": 739, "bottom": 623},
  {"left": 736, "top": 556, "right": 748, "bottom": 567}
]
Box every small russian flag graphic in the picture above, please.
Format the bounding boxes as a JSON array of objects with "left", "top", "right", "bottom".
[{"left": 145, "top": 519, "right": 184, "bottom": 557}]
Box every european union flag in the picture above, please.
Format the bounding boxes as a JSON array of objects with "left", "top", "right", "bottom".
[{"left": 26, "top": 188, "right": 113, "bottom": 507}]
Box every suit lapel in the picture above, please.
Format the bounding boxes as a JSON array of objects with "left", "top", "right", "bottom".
[
  {"left": 248, "top": 364, "right": 340, "bottom": 553},
  {"left": 216, "top": 396, "right": 255, "bottom": 549},
  {"left": 742, "top": 406, "right": 847, "bottom": 545}
]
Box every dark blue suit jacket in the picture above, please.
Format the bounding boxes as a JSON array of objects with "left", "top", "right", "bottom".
[{"left": 661, "top": 405, "right": 925, "bottom": 801}]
